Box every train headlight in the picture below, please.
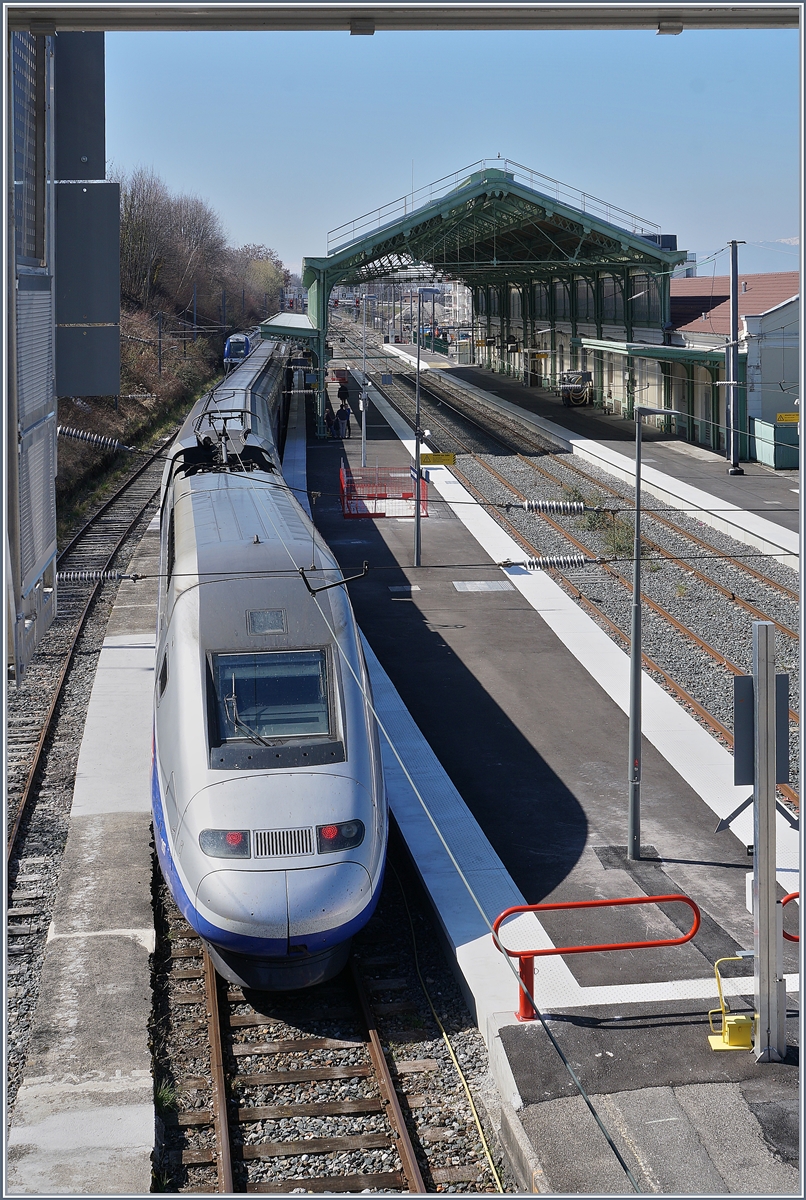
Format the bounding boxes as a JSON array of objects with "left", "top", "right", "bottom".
[
  {"left": 199, "top": 829, "right": 251, "bottom": 858},
  {"left": 316, "top": 820, "right": 365, "bottom": 853}
]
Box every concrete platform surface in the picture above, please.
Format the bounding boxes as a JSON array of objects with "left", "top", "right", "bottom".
[
  {"left": 305, "top": 376, "right": 800, "bottom": 1194},
  {"left": 7, "top": 521, "right": 160, "bottom": 1195},
  {"left": 382, "top": 344, "right": 799, "bottom": 561}
]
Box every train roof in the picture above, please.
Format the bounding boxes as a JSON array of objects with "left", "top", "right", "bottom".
[{"left": 173, "top": 469, "right": 339, "bottom": 580}]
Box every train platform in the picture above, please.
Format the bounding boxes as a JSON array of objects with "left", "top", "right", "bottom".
[
  {"left": 305, "top": 374, "right": 800, "bottom": 1193},
  {"left": 382, "top": 343, "right": 799, "bottom": 562},
  {"left": 7, "top": 521, "right": 160, "bottom": 1194}
]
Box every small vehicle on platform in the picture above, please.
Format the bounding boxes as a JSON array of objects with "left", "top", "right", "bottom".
[{"left": 559, "top": 371, "right": 593, "bottom": 407}]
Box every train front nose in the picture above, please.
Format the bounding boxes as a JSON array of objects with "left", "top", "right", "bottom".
[
  {"left": 194, "top": 862, "right": 374, "bottom": 991},
  {"left": 286, "top": 862, "right": 373, "bottom": 952}
]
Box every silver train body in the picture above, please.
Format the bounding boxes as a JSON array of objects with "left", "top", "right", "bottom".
[{"left": 152, "top": 339, "right": 387, "bottom": 989}]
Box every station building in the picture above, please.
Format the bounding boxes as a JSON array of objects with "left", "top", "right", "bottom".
[
  {"left": 296, "top": 160, "right": 799, "bottom": 470},
  {"left": 474, "top": 266, "right": 799, "bottom": 461}
]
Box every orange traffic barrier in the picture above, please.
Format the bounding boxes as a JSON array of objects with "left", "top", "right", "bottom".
[
  {"left": 782, "top": 891, "right": 800, "bottom": 942},
  {"left": 493, "top": 894, "right": 701, "bottom": 1021}
]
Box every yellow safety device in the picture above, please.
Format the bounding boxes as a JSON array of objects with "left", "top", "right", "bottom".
[{"left": 708, "top": 956, "right": 755, "bottom": 1050}]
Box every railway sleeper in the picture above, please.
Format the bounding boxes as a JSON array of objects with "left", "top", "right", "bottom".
[{"left": 246, "top": 1170, "right": 405, "bottom": 1192}]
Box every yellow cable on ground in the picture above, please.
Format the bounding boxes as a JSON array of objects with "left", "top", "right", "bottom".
[{"left": 391, "top": 861, "right": 505, "bottom": 1194}]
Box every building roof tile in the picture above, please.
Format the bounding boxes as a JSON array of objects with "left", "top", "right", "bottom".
[{"left": 670, "top": 271, "right": 798, "bottom": 336}]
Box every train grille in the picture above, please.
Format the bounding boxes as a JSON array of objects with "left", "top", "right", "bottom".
[{"left": 253, "top": 827, "right": 314, "bottom": 858}]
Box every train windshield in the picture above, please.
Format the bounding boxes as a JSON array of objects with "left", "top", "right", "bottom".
[{"left": 212, "top": 650, "right": 330, "bottom": 742}]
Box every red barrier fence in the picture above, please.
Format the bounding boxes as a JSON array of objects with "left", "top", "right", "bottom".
[
  {"left": 493, "top": 894, "right": 702, "bottom": 1021},
  {"left": 339, "top": 462, "right": 428, "bottom": 519},
  {"left": 782, "top": 891, "right": 799, "bottom": 942}
]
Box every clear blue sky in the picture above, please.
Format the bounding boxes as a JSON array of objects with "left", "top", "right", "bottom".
[{"left": 106, "top": 28, "right": 800, "bottom": 277}]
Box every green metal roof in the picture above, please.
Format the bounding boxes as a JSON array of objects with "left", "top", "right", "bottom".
[
  {"left": 259, "top": 311, "right": 318, "bottom": 340},
  {"left": 303, "top": 159, "right": 686, "bottom": 291},
  {"left": 576, "top": 337, "right": 727, "bottom": 367}
]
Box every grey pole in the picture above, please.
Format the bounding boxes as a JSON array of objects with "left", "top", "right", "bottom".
[
  {"left": 360, "top": 293, "right": 375, "bottom": 468},
  {"left": 414, "top": 290, "right": 423, "bottom": 567},
  {"left": 752, "top": 621, "right": 786, "bottom": 1062},
  {"left": 627, "top": 406, "right": 687, "bottom": 859},
  {"left": 362, "top": 292, "right": 368, "bottom": 468},
  {"left": 628, "top": 411, "right": 643, "bottom": 859},
  {"left": 158, "top": 311, "right": 163, "bottom": 377},
  {"left": 362, "top": 292, "right": 367, "bottom": 386},
  {"left": 193, "top": 282, "right": 197, "bottom": 342},
  {"left": 431, "top": 291, "right": 436, "bottom": 353},
  {"left": 727, "top": 239, "right": 745, "bottom": 475}
]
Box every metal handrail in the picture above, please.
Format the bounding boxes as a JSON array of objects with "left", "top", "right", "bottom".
[
  {"left": 327, "top": 157, "right": 661, "bottom": 254},
  {"left": 782, "top": 891, "right": 800, "bottom": 942},
  {"left": 493, "top": 894, "right": 701, "bottom": 1020}
]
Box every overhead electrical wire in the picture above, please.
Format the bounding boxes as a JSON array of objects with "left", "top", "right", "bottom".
[{"left": 209, "top": 439, "right": 645, "bottom": 1192}]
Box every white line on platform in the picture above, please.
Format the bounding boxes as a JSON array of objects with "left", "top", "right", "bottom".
[
  {"left": 381, "top": 348, "right": 799, "bottom": 565},
  {"left": 367, "top": 384, "right": 799, "bottom": 891}
]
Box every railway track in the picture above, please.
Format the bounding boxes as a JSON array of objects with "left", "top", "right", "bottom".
[
  {"left": 7, "top": 432, "right": 175, "bottom": 1118},
  {"left": 153, "top": 866, "right": 507, "bottom": 1194},
  {"left": 7, "top": 438, "right": 170, "bottom": 859},
  {"left": 332, "top": 324, "right": 799, "bottom": 807}
]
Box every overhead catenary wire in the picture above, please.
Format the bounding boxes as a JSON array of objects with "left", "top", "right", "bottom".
[{"left": 221, "top": 444, "right": 643, "bottom": 1193}]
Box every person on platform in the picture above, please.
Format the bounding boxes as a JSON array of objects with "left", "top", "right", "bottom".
[
  {"left": 324, "top": 405, "right": 335, "bottom": 438},
  {"left": 336, "top": 400, "right": 351, "bottom": 439},
  {"left": 337, "top": 382, "right": 350, "bottom": 404}
]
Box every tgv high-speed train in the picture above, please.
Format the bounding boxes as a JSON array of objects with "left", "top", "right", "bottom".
[{"left": 152, "top": 338, "right": 387, "bottom": 989}]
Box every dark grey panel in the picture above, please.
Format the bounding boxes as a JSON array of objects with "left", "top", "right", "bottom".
[
  {"left": 56, "top": 325, "right": 119, "bottom": 396},
  {"left": 54, "top": 31, "right": 105, "bottom": 180},
  {"left": 17, "top": 272, "right": 52, "bottom": 290},
  {"left": 55, "top": 181, "right": 120, "bottom": 323}
]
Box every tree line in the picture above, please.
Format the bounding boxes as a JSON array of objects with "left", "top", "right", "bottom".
[{"left": 117, "top": 166, "right": 289, "bottom": 330}]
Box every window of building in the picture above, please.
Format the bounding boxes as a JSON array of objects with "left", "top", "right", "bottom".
[
  {"left": 533, "top": 283, "right": 549, "bottom": 319},
  {"left": 601, "top": 276, "right": 623, "bottom": 323},
  {"left": 553, "top": 281, "right": 570, "bottom": 320},
  {"left": 575, "top": 279, "right": 594, "bottom": 322},
  {"left": 509, "top": 286, "right": 522, "bottom": 320}
]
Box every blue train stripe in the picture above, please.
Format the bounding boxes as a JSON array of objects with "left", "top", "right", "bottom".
[{"left": 151, "top": 746, "right": 382, "bottom": 959}]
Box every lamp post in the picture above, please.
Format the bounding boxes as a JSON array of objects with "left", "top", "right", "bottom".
[
  {"left": 725, "top": 238, "right": 746, "bottom": 475},
  {"left": 628, "top": 405, "right": 687, "bottom": 859},
  {"left": 415, "top": 287, "right": 440, "bottom": 566},
  {"left": 361, "top": 293, "right": 376, "bottom": 468}
]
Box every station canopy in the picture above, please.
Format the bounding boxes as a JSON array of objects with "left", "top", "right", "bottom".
[{"left": 302, "top": 159, "right": 686, "bottom": 308}]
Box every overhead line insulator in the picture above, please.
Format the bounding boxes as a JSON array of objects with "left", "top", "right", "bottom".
[
  {"left": 56, "top": 570, "right": 140, "bottom": 583},
  {"left": 57, "top": 425, "right": 136, "bottom": 453},
  {"left": 519, "top": 499, "right": 585, "bottom": 515},
  {"left": 505, "top": 554, "right": 592, "bottom": 572}
]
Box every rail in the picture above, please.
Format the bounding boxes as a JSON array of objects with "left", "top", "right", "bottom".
[
  {"left": 782, "top": 891, "right": 800, "bottom": 942},
  {"left": 191, "top": 940, "right": 426, "bottom": 1192},
  {"left": 493, "top": 894, "right": 701, "bottom": 1020},
  {"left": 7, "top": 476, "right": 163, "bottom": 861}
]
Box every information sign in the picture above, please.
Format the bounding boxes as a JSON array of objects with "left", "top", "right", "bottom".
[
  {"left": 421, "top": 453, "right": 456, "bottom": 466},
  {"left": 776, "top": 412, "right": 799, "bottom": 424}
]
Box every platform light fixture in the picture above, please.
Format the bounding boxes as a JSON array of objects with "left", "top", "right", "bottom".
[
  {"left": 415, "top": 287, "right": 441, "bottom": 567},
  {"left": 628, "top": 405, "right": 688, "bottom": 860}
]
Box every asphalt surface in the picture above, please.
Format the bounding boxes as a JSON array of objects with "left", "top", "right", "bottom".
[{"left": 309, "top": 379, "right": 800, "bottom": 1194}]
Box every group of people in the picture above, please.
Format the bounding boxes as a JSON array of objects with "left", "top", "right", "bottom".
[{"left": 325, "top": 381, "right": 353, "bottom": 439}]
